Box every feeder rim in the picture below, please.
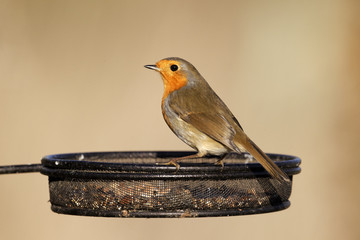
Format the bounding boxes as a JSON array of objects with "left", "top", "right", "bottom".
[{"left": 39, "top": 151, "right": 301, "bottom": 180}]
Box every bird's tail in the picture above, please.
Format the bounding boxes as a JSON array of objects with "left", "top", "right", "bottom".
[{"left": 236, "top": 137, "right": 290, "bottom": 183}]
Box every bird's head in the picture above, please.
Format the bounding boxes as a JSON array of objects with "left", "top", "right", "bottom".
[{"left": 145, "top": 57, "right": 201, "bottom": 98}]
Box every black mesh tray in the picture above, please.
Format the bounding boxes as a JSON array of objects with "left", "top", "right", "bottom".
[{"left": 37, "top": 151, "right": 301, "bottom": 218}]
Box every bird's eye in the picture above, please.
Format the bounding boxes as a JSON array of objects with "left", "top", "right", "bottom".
[{"left": 170, "top": 64, "right": 178, "bottom": 72}]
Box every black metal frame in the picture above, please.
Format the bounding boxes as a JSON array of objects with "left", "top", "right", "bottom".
[{"left": 0, "top": 151, "right": 301, "bottom": 218}]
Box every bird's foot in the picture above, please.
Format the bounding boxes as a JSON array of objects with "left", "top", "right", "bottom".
[
  {"left": 157, "top": 160, "right": 180, "bottom": 171},
  {"left": 214, "top": 159, "right": 224, "bottom": 168},
  {"left": 214, "top": 159, "right": 225, "bottom": 172}
]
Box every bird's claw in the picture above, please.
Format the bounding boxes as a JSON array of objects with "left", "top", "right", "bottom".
[
  {"left": 157, "top": 160, "right": 180, "bottom": 171},
  {"left": 215, "top": 159, "right": 224, "bottom": 171}
]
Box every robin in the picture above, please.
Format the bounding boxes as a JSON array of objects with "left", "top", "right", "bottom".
[{"left": 145, "top": 57, "right": 289, "bottom": 182}]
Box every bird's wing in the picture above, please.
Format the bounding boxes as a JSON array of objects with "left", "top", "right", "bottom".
[
  {"left": 178, "top": 110, "right": 241, "bottom": 152},
  {"left": 167, "top": 87, "right": 243, "bottom": 151}
]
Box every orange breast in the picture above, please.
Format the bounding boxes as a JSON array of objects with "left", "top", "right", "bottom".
[{"left": 161, "top": 73, "right": 188, "bottom": 103}]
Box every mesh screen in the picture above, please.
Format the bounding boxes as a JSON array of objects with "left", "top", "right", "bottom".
[
  {"left": 43, "top": 151, "right": 299, "bottom": 217},
  {"left": 49, "top": 176, "right": 291, "bottom": 217}
]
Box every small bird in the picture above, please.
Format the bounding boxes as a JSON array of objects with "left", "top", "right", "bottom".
[{"left": 145, "top": 57, "right": 289, "bottom": 182}]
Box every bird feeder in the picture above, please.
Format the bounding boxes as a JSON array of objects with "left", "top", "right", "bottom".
[{"left": 0, "top": 151, "right": 300, "bottom": 217}]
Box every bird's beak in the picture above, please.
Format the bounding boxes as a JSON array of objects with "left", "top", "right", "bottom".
[{"left": 144, "top": 64, "right": 160, "bottom": 72}]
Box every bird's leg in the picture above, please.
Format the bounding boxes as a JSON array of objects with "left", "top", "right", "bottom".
[
  {"left": 214, "top": 153, "right": 229, "bottom": 169},
  {"left": 158, "top": 153, "right": 203, "bottom": 170}
]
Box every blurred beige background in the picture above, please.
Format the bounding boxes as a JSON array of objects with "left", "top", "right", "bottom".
[{"left": 1, "top": 0, "right": 359, "bottom": 239}]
